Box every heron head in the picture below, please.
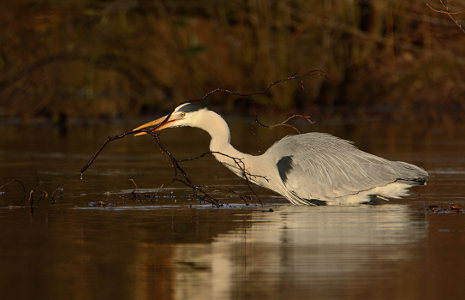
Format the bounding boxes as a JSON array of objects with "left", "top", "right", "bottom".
[{"left": 133, "top": 103, "right": 206, "bottom": 136}]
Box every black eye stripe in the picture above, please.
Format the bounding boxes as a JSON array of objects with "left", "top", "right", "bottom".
[{"left": 177, "top": 103, "right": 205, "bottom": 113}]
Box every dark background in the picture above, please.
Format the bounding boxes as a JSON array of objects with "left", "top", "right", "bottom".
[{"left": 1, "top": 0, "right": 464, "bottom": 122}]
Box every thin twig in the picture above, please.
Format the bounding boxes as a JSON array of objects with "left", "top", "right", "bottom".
[
  {"left": 148, "top": 131, "right": 222, "bottom": 207},
  {"left": 187, "top": 69, "right": 328, "bottom": 103},
  {"left": 426, "top": 0, "right": 465, "bottom": 34},
  {"left": 129, "top": 178, "right": 139, "bottom": 199},
  {"left": 51, "top": 186, "right": 64, "bottom": 203},
  {"left": 26, "top": 190, "right": 34, "bottom": 207},
  {"left": 129, "top": 178, "right": 139, "bottom": 190},
  {"left": 253, "top": 106, "right": 315, "bottom": 134},
  {"left": 188, "top": 70, "right": 322, "bottom": 133},
  {"left": 426, "top": 2, "right": 465, "bottom": 15},
  {"left": 0, "top": 178, "right": 27, "bottom": 194},
  {"left": 178, "top": 150, "right": 269, "bottom": 204},
  {"left": 79, "top": 120, "right": 171, "bottom": 174}
]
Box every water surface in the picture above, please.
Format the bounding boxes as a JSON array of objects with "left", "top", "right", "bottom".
[{"left": 1, "top": 119, "right": 464, "bottom": 300}]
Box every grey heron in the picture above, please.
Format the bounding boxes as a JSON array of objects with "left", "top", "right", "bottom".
[{"left": 133, "top": 103, "right": 428, "bottom": 205}]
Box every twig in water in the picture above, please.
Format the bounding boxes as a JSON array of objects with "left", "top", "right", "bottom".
[
  {"left": 25, "top": 181, "right": 49, "bottom": 208},
  {"left": 129, "top": 178, "right": 139, "bottom": 199},
  {"left": 26, "top": 190, "right": 34, "bottom": 207},
  {"left": 50, "top": 186, "right": 64, "bottom": 203},
  {"left": 0, "top": 178, "right": 27, "bottom": 194},
  {"left": 129, "top": 178, "right": 139, "bottom": 190}
]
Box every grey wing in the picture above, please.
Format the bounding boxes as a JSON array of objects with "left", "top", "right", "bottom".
[{"left": 267, "top": 132, "right": 428, "bottom": 200}]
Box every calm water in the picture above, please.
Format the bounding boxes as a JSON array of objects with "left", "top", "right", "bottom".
[{"left": 1, "top": 119, "right": 465, "bottom": 300}]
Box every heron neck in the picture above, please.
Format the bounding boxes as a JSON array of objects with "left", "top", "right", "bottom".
[
  {"left": 199, "top": 110, "right": 267, "bottom": 186},
  {"left": 200, "top": 111, "right": 249, "bottom": 162}
]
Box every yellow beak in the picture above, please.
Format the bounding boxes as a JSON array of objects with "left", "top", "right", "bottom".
[{"left": 132, "top": 113, "right": 179, "bottom": 136}]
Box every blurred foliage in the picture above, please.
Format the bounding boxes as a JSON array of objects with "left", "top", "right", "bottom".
[{"left": 0, "top": 0, "right": 464, "bottom": 121}]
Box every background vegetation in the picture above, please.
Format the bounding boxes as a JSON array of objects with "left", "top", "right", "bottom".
[{"left": 0, "top": 0, "right": 464, "bottom": 122}]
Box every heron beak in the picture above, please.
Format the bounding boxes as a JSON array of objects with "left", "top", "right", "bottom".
[{"left": 132, "top": 113, "right": 180, "bottom": 136}]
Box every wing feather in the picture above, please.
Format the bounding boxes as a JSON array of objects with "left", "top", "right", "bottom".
[{"left": 266, "top": 132, "right": 427, "bottom": 200}]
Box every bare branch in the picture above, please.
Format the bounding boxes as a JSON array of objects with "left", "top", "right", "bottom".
[
  {"left": 147, "top": 131, "right": 222, "bottom": 207},
  {"left": 79, "top": 114, "right": 172, "bottom": 174},
  {"left": 80, "top": 70, "right": 326, "bottom": 206},
  {"left": 253, "top": 105, "right": 315, "bottom": 134},
  {"left": 426, "top": 0, "right": 465, "bottom": 34},
  {"left": 186, "top": 69, "right": 328, "bottom": 104},
  {"left": 426, "top": 3, "right": 465, "bottom": 15}
]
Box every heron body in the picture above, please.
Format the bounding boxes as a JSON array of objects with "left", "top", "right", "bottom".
[{"left": 134, "top": 103, "right": 428, "bottom": 205}]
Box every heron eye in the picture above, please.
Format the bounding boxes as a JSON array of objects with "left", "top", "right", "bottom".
[{"left": 180, "top": 112, "right": 186, "bottom": 117}]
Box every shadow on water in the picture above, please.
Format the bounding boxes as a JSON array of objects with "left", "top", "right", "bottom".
[{"left": 0, "top": 119, "right": 465, "bottom": 299}]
